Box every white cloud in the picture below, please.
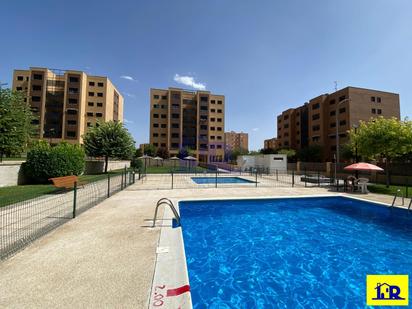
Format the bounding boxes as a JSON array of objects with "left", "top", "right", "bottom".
[
  {"left": 123, "top": 118, "right": 134, "bottom": 124},
  {"left": 120, "top": 75, "right": 137, "bottom": 81},
  {"left": 173, "top": 74, "right": 206, "bottom": 90},
  {"left": 124, "top": 92, "right": 136, "bottom": 98},
  {"left": 252, "top": 128, "right": 259, "bottom": 132}
]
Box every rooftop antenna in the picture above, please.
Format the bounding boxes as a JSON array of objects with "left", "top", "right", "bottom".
[{"left": 334, "top": 81, "right": 338, "bottom": 92}]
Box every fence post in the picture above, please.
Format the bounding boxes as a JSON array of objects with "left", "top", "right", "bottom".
[
  {"left": 107, "top": 172, "right": 111, "bottom": 198},
  {"left": 255, "top": 169, "right": 258, "bottom": 187},
  {"left": 292, "top": 170, "right": 295, "bottom": 187},
  {"left": 124, "top": 166, "right": 127, "bottom": 187},
  {"left": 406, "top": 178, "right": 409, "bottom": 199},
  {"left": 171, "top": 171, "right": 174, "bottom": 189},
  {"left": 317, "top": 171, "right": 320, "bottom": 187},
  {"left": 73, "top": 182, "right": 77, "bottom": 218},
  {"left": 215, "top": 170, "right": 218, "bottom": 188},
  {"left": 133, "top": 171, "right": 136, "bottom": 183},
  {"left": 121, "top": 171, "right": 124, "bottom": 189},
  {"left": 304, "top": 168, "right": 307, "bottom": 188},
  {"left": 276, "top": 169, "right": 278, "bottom": 181}
]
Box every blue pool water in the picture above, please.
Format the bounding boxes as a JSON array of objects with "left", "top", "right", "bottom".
[
  {"left": 191, "top": 176, "right": 255, "bottom": 184},
  {"left": 179, "top": 197, "right": 412, "bottom": 308}
]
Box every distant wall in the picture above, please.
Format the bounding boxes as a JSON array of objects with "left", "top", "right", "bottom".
[
  {"left": 84, "top": 160, "right": 131, "bottom": 174},
  {"left": 0, "top": 160, "right": 131, "bottom": 187},
  {"left": 237, "top": 154, "right": 287, "bottom": 171},
  {"left": 0, "top": 161, "right": 26, "bottom": 187}
]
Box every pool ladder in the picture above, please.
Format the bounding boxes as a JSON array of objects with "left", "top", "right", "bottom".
[
  {"left": 390, "top": 189, "right": 412, "bottom": 211},
  {"left": 152, "top": 198, "right": 181, "bottom": 227}
]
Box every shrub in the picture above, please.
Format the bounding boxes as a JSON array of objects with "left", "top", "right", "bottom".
[{"left": 24, "top": 141, "right": 85, "bottom": 183}]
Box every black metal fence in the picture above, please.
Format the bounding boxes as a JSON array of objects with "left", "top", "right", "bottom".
[{"left": 0, "top": 169, "right": 135, "bottom": 260}]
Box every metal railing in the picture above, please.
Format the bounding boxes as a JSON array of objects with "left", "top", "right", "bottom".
[
  {"left": 152, "top": 198, "right": 181, "bottom": 227},
  {"left": 0, "top": 168, "right": 135, "bottom": 260}
]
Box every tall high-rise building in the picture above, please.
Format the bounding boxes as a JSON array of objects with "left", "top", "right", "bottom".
[
  {"left": 149, "top": 88, "right": 225, "bottom": 163},
  {"left": 276, "top": 86, "right": 400, "bottom": 161},
  {"left": 263, "top": 137, "right": 280, "bottom": 150},
  {"left": 224, "top": 131, "right": 248, "bottom": 152},
  {"left": 12, "top": 67, "right": 123, "bottom": 144}
]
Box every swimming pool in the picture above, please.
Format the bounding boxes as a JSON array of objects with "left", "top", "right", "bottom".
[
  {"left": 179, "top": 197, "right": 412, "bottom": 308},
  {"left": 191, "top": 176, "right": 255, "bottom": 184}
]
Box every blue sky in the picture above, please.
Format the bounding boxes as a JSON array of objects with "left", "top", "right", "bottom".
[{"left": 1, "top": 0, "right": 411, "bottom": 150}]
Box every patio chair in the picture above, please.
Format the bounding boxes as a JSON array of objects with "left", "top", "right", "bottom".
[
  {"left": 347, "top": 176, "right": 359, "bottom": 192},
  {"left": 357, "top": 178, "right": 370, "bottom": 194}
]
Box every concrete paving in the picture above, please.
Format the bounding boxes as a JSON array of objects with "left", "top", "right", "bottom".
[{"left": 0, "top": 184, "right": 409, "bottom": 308}]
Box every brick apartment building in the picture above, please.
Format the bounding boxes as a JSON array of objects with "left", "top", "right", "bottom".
[
  {"left": 224, "top": 131, "right": 248, "bottom": 153},
  {"left": 276, "top": 86, "right": 400, "bottom": 161},
  {"left": 12, "top": 67, "right": 123, "bottom": 144},
  {"left": 149, "top": 88, "right": 225, "bottom": 163},
  {"left": 263, "top": 137, "right": 280, "bottom": 150}
]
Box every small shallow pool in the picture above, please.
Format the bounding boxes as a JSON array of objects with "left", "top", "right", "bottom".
[
  {"left": 191, "top": 176, "right": 255, "bottom": 184},
  {"left": 179, "top": 196, "right": 412, "bottom": 308}
]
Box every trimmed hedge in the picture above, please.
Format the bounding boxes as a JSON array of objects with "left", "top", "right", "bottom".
[{"left": 24, "top": 141, "right": 85, "bottom": 183}]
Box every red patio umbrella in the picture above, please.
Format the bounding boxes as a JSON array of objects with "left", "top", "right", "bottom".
[{"left": 344, "top": 162, "right": 384, "bottom": 171}]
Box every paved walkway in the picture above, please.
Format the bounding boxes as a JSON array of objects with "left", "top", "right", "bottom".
[{"left": 0, "top": 185, "right": 409, "bottom": 308}]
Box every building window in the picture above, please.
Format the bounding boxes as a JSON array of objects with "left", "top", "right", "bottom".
[
  {"left": 69, "top": 77, "right": 79, "bottom": 83},
  {"left": 16, "top": 87, "right": 23, "bottom": 91},
  {"left": 172, "top": 133, "right": 179, "bottom": 138},
  {"left": 153, "top": 143, "right": 159, "bottom": 147},
  {"left": 217, "top": 145, "right": 222, "bottom": 149},
  {"left": 89, "top": 81, "right": 95, "bottom": 86},
  {"left": 32, "top": 96, "right": 41, "bottom": 102},
  {"left": 211, "top": 100, "right": 216, "bottom": 104},
  {"left": 312, "top": 125, "right": 320, "bottom": 131},
  {"left": 161, "top": 95, "right": 167, "bottom": 100},
  {"left": 69, "top": 98, "right": 78, "bottom": 104},
  {"left": 211, "top": 109, "right": 216, "bottom": 112},
  {"left": 172, "top": 123, "right": 179, "bottom": 128},
  {"left": 153, "top": 95, "right": 160, "bottom": 99},
  {"left": 217, "top": 109, "right": 222, "bottom": 113},
  {"left": 217, "top": 100, "right": 223, "bottom": 104},
  {"left": 33, "top": 74, "right": 42, "bottom": 80},
  {"left": 161, "top": 124, "right": 167, "bottom": 128},
  {"left": 210, "top": 126, "right": 215, "bottom": 131},
  {"left": 97, "top": 93, "right": 103, "bottom": 97},
  {"left": 89, "top": 92, "right": 94, "bottom": 96},
  {"left": 153, "top": 114, "right": 159, "bottom": 118},
  {"left": 312, "top": 136, "right": 320, "bottom": 142},
  {"left": 339, "top": 107, "right": 346, "bottom": 114},
  {"left": 98, "top": 82, "right": 104, "bottom": 87},
  {"left": 32, "top": 85, "right": 42, "bottom": 91},
  {"left": 172, "top": 113, "right": 179, "bottom": 119},
  {"left": 339, "top": 120, "right": 346, "bottom": 126},
  {"left": 377, "top": 109, "right": 382, "bottom": 114},
  {"left": 312, "top": 103, "right": 320, "bottom": 110},
  {"left": 161, "top": 114, "right": 166, "bottom": 119},
  {"left": 17, "top": 76, "right": 24, "bottom": 81},
  {"left": 153, "top": 104, "right": 159, "bottom": 108},
  {"left": 211, "top": 117, "right": 216, "bottom": 122},
  {"left": 171, "top": 143, "right": 179, "bottom": 148},
  {"left": 97, "top": 102, "right": 103, "bottom": 107},
  {"left": 96, "top": 113, "right": 103, "bottom": 117},
  {"left": 217, "top": 118, "right": 222, "bottom": 122},
  {"left": 161, "top": 143, "right": 166, "bottom": 147},
  {"left": 172, "top": 103, "right": 179, "bottom": 108},
  {"left": 330, "top": 122, "right": 336, "bottom": 128},
  {"left": 371, "top": 96, "right": 375, "bottom": 102},
  {"left": 161, "top": 105, "right": 167, "bottom": 109},
  {"left": 153, "top": 133, "right": 159, "bottom": 137},
  {"left": 87, "top": 112, "right": 93, "bottom": 117},
  {"left": 200, "top": 106, "right": 208, "bottom": 111},
  {"left": 372, "top": 108, "right": 376, "bottom": 114},
  {"left": 312, "top": 113, "right": 320, "bottom": 120},
  {"left": 210, "top": 136, "right": 215, "bottom": 140},
  {"left": 67, "top": 131, "right": 76, "bottom": 137},
  {"left": 284, "top": 124, "right": 289, "bottom": 129},
  {"left": 67, "top": 109, "right": 77, "bottom": 115},
  {"left": 67, "top": 120, "right": 77, "bottom": 125},
  {"left": 69, "top": 88, "right": 78, "bottom": 94},
  {"left": 284, "top": 115, "right": 289, "bottom": 120},
  {"left": 200, "top": 96, "right": 208, "bottom": 102},
  {"left": 210, "top": 145, "right": 215, "bottom": 149},
  {"left": 87, "top": 122, "right": 92, "bottom": 127},
  {"left": 339, "top": 95, "right": 346, "bottom": 102},
  {"left": 200, "top": 115, "right": 208, "bottom": 121},
  {"left": 201, "top": 125, "right": 208, "bottom": 130},
  {"left": 330, "top": 110, "right": 336, "bottom": 116},
  {"left": 88, "top": 102, "right": 94, "bottom": 107},
  {"left": 161, "top": 133, "right": 166, "bottom": 138},
  {"left": 153, "top": 123, "right": 159, "bottom": 128},
  {"left": 217, "top": 127, "right": 222, "bottom": 131},
  {"left": 329, "top": 99, "right": 335, "bottom": 105},
  {"left": 377, "top": 97, "right": 381, "bottom": 103},
  {"left": 217, "top": 136, "right": 222, "bottom": 140}
]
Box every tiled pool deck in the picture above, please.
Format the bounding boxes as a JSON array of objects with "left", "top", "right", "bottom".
[{"left": 0, "top": 183, "right": 409, "bottom": 308}]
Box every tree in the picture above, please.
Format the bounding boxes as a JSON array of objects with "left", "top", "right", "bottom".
[
  {"left": 260, "top": 148, "right": 277, "bottom": 154},
  {"left": 0, "top": 89, "right": 36, "bottom": 161},
  {"left": 226, "top": 148, "right": 248, "bottom": 163},
  {"left": 277, "top": 148, "right": 297, "bottom": 162},
  {"left": 156, "top": 147, "right": 169, "bottom": 159},
  {"left": 349, "top": 117, "right": 412, "bottom": 186},
  {"left": 178, "top": 147, "right": 195, "bottom": 159},
  {"left": 297, "top": 145, "right": 323, "bottom": 162},
  {"left": 143, "top": 144, "right": 156, "bottom": 157},
  {"left": 83, "top": 121, "right": 135, "bottom": 173}
]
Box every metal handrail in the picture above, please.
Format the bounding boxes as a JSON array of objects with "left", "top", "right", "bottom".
[
  {"left": 408, "top": 198, "right": 412, "bottom": 212},
  {"left": 152, "top": 198, "right": 181, "bottom": 227},
  {"left": 391, "top": 189, "right": 404, "bottom": 208}
]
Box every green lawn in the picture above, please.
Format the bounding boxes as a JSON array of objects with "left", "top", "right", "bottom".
[
  {"left": 144, "top": 165, "right": 207, "bottom": 174},
  {"left": 368, "top": 184, "right": 410, "bottom": 198},
  {"left": 0, "top": 169, "right": 125, "bottom": 207}
]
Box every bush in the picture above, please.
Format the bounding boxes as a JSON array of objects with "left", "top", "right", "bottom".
[{"left": 24, "top": 141, "right": 85, "bottom": 183}]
